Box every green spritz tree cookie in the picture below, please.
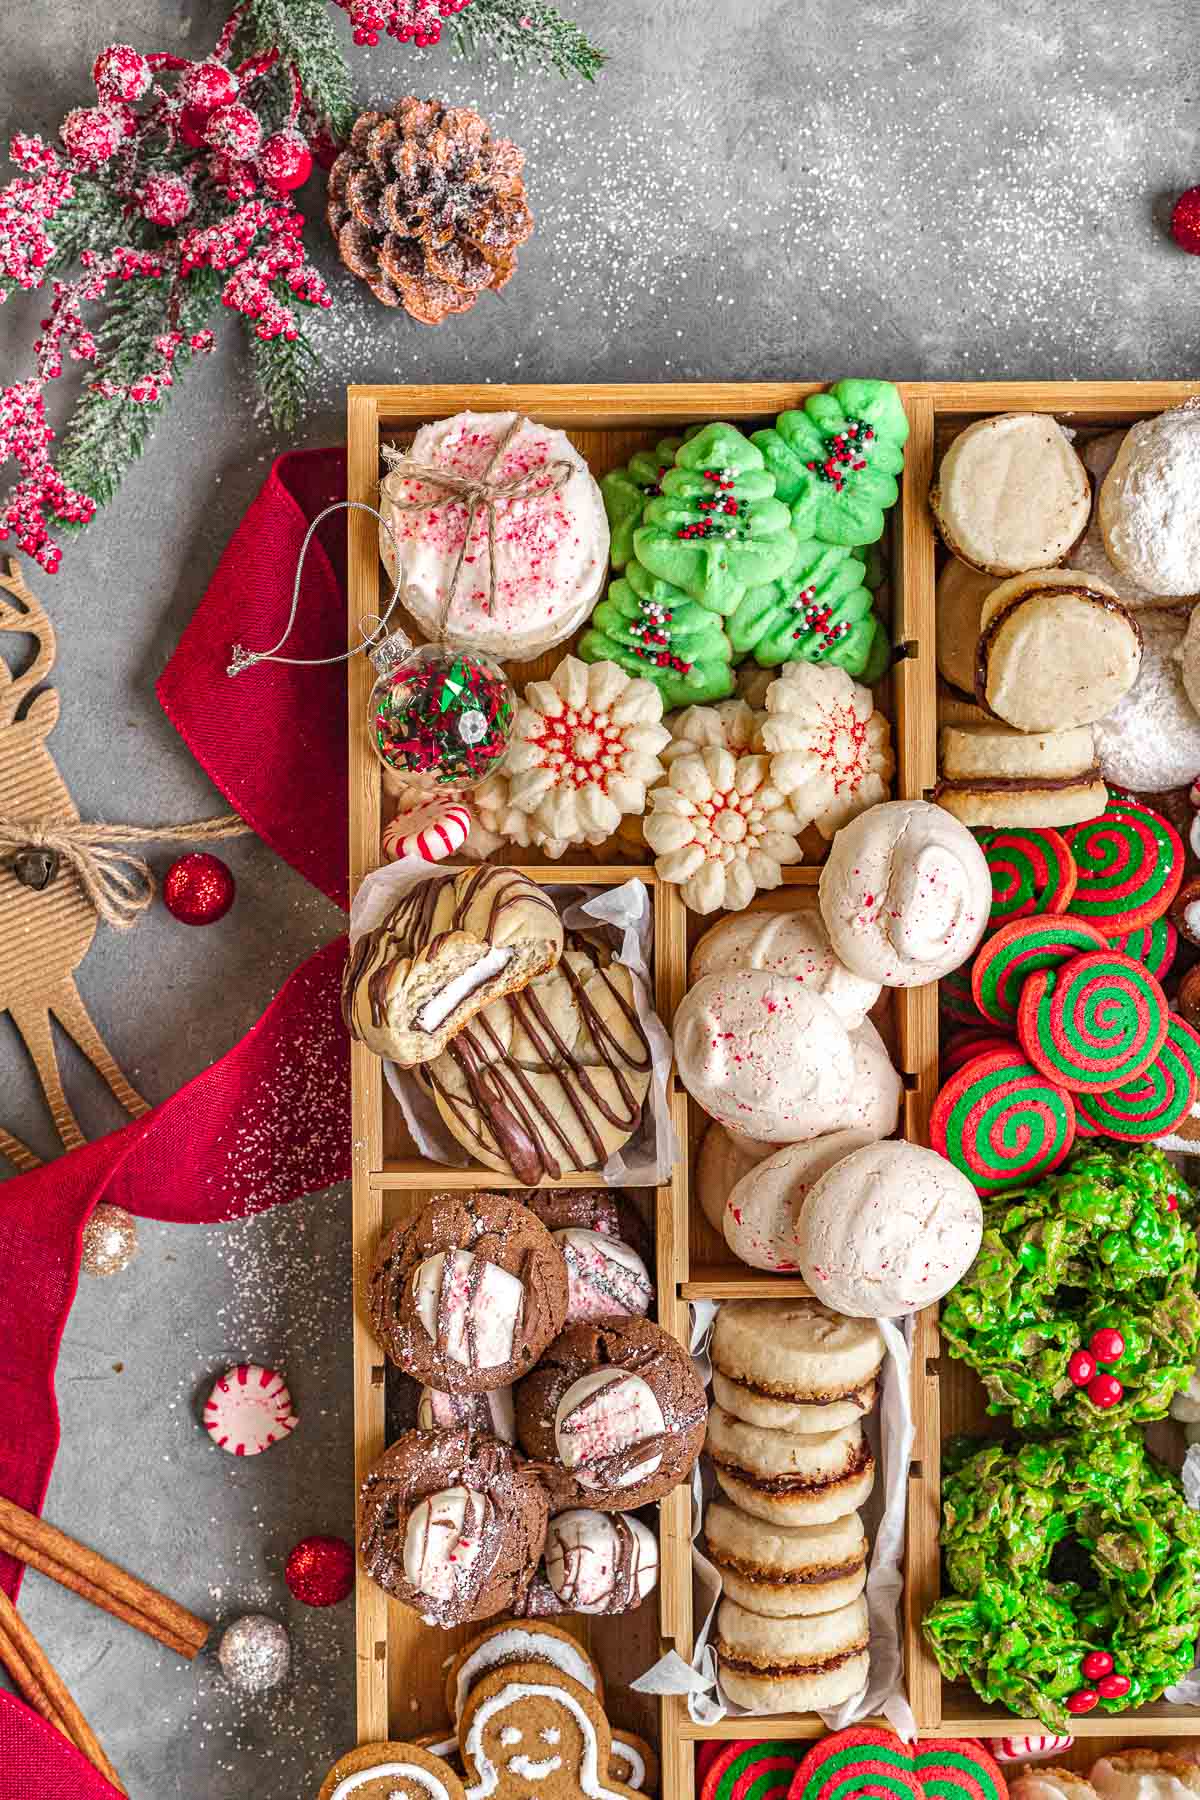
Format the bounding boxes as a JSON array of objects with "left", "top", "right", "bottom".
[
  {"left": 578, "top": 560, "right": 735, "bottom": 710},
  {"left": 633, "top": 422, "right": 795, "bottom": 616},
  {"left": 727, "top": 532, "right": 888, "bottom": 677},
  {"left": 601, "top": 436, "right": 683, "bottom": 570},
  {"left": 751, "top": 379, "right": 909, "bottom": 546}
]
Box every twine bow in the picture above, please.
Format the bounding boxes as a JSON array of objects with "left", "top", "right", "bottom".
[
  {"left": 382, "top": 416, "right": 575, "bottom": 638},
  {"left": 0, "top": 814, "right": 249, "bottom": 931}
]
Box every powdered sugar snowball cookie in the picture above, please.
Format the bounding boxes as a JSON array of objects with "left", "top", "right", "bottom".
[
  {"left": 930, "top": 412, "right": 1091, "bottom": 575},
  {"left": 554, "top": 1230, "right": 653, "bottom": 1323},
  {"left": 796, "top": 1140, "right": 983, "bottom": 1317},
  {"left": 818, "top": 799, "right": 991, "bottom": 986},
  {"left": 689, "top": 905, "right": 881, "bottom": 1029},
  {"left": 1075, "top": 431, "right": 1186, "bottom": 608},
  {"left": 502, "top": 657, "right": 670, "bottom": 851},
  {"left": 723, "top": 1130, "right": 877, "bottom": 1272},
  {"left": 378, "top": 413, "right": 609, "bottom": 661},
  {"left": 204, "top": 1363, "right": 298, "bottom": 1456},
  {"left": 695, "top": 1123, "right": 775, "bottom": 1234},
  {"left": 1100, "top": 400, "right": 1200, "bottom": 597},
  {"left": 1090, "top": 607, "right": 1200, "bottom": 791},
  {"left": 643, "top": 747, "right": 804, "bottom": 914},
  {"left": 762, "top": 662, "right": 895, "bottom": 839},
  {"left": 660, "top": 698, "right": 764, "bottom": 767},
  {"left": 843, "top": 1015, "right": 903, "bottom": 1138},
  {"left": 673, "top": 970, "right": 856, "bottom": 1142}
]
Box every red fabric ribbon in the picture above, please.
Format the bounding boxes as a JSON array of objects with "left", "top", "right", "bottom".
[{"left": 0, "top": 448, "right": 352, "bottom": 1800}]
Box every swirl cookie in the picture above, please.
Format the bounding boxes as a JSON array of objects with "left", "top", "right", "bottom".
[
  {"left": 713, "top": 1594, "right": 870, "bottom": 1713},
  {"left": 416, "top": 931, "right": 654, "bottom": 1185},
  {"left": 369, "top": 1193, "right": 569, "bottom": 1389},
  {"left": 930, "top": 413, "right": 1091, "bottom": 575},
  {"left": 357, "top": 1429, "right": 548, "bottom": 1626},
  {"left": 318, "top": 1742, "right": 468, "bottom": 1800},
  {"left": 974, "top": 571, "right": 1141, "bottom": 733},
  {"left": 343, "top": 866, "right": 563, "bottom": 1067}
]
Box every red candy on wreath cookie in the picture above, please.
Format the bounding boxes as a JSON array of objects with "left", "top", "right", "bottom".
[
  {"left": 931, "top": 1046, "right": 1076, "bottom": 1193},
  {"left": 1064, "top": 791, "right": 1184, "bottom": 936},
  {"left": 975, "top": 826, "right": 1077, "bottom": 929},
  {"left": 1016, "top": 949, "right": 1168, "bottom": 1093},
  {"left": 971, "top": 914, "right": 1109, "bottom": 1027}
]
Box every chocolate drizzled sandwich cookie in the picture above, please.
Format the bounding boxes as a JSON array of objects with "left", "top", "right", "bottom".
[
  {"left": 357, "top": 1428, "right": 548, "bottom": 1627},
  {"left": 710, "top": 1297, "right": 885, "bottom": 1431},
  {"left": 343, "top": 865, "right": 563, "bottom": 1066},
  {"left": 370, "top": 1193, "right": 569, "bottom": 1391},
  {"left": 713, "top": 1593, "right": 870, "bottom": 1713},
  {"left": 416, "top": 932, "right": 654, "bottom": 1184},
  {"left": 703, "top": 1498, "right": 867, "bottom": 1617},
  {"left": 515, "top": 1318, "right": 706, "bottom": 1511},
  {"left": 936, "top": 721, "right": 1107, "bottom": 829}
]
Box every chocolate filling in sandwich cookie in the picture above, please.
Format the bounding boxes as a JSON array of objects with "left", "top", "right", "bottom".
[
  {"left": 713, "top": 1594, "right": 870, "bottom": 1714},
  {"left": 709, "top": 1297, "right": 885, "bottom": 1430},
  {"left": 706, "top": 1410, "right": 876, "bottom": 1526}
]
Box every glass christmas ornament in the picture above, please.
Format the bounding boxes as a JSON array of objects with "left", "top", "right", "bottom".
[{"left": 367, "top": 628, "right": 516, "bottom": 792}]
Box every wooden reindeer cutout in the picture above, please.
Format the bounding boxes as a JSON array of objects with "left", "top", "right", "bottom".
[{"left": 0, "top": 558, "right": 149, "bottom": 1150}]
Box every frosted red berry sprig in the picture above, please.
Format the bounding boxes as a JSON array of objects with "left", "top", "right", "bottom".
[{"left": 333, "top": 0, "right": 472, "bottom": 49}]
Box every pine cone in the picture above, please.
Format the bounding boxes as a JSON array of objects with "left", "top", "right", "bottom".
[{"left": 327, "top": 97, "right": 534, "bottom": 325}]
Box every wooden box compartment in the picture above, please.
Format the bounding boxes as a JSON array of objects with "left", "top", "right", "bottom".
[{"left": 909, "top": 381, "right": 1200, "bottom": 1739}]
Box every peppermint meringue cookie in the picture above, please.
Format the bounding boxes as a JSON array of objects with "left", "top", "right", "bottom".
[
  {"left": 1177, "top": 603, "right": 1200, "bottom": 721},
  {"left": 843, "top": 1016, "right": 903, "bottom": 1140},
  {"left": 644, "top": 746, "right": 804, "bottom": 914},
  {"left": 723, "top": 1130, "right": 876, "bottom": 1272},
  {"left": 674, "top": 970, "right": 856, "bottom": 1142},
  {"left": 1076, "top": 430, "right": 1176, "bottom": 607},
  {"left": 378, "top": 412, "right": 609, "bottom": 661},
  {"left": 818, "top": 798, "right": 991, "bottom": 986},
  {"left": 1100, "top": 399, "right": 1200, "bottom": 597},
  {"left": 695, "top": 1122, "right": 775, "bottom": 1234},
  {"left": 689, "top": 904, "right": 881, "bottom": 1028}
]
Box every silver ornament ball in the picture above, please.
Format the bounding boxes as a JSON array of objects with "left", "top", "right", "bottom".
[
  {"left": 217, "top": 1614, "right": 291, "bottom": 1692},
  {"left": 81, "top": 1204, "right": 138, "bottom": 1277}
]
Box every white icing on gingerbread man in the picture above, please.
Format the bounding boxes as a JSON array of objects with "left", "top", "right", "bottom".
[{"left": 461, "top": 1674, "right": 637, "bottom": 1800}]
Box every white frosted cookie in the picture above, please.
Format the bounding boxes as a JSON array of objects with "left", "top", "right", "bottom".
[
  {"left": 930, "top": 412, "right": 1091, "bottom": 574},
  {"left": 1091, "top": 605, "right": 1200, "bottom": 790},
  {"left": 444, "top": 1621, "right": 604, "bottom": 1724},
  {"left": 378, "top": 411, "right": 608, "bottom": 661},
  {"left": 818, "top": 799, "right": 991, "bottom": 987},
  {"left": 936, "top": 557, "right": 999, "bottom": 693},
  {"left": 674, "top": 971, "right": 856, "bottom": 1142},
  {"left": 975, "top": 569, "right": 1141, "bottom": 733},
  {"left": 722, "top": 1130, "right": 876, "bottom": 1272},
  {"left": 796, "top": 1140, "right": 983, "bottom": 1317},
  {"left": 1099, "top": 399, "right": 1200, "bottom": 596},
  {"left": 1090, "top": 1754, "right": 1200, "bottom": 1800},
  {"left": 843, "top": 1017, "right": 902, "bottom": 1139},
  {"left": 1075, "top": 429, "right": 1181, "bottom": 606},
  {"left": 695, "top": 1123, "right": 775, "bottom": 1235},
  {"left": 714, "top": 1595, "right": 870, "bottom": 1713},
  {"left": 689, "top": 905, "right": 881, "bottom": 1028},
  {"left": 318, "top": 1741, "right": 469, "bottom": 1800}
]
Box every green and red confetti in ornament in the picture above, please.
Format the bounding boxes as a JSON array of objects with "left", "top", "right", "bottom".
[{"left": 372, "top": 643, "right": 515, "bottom": 786}]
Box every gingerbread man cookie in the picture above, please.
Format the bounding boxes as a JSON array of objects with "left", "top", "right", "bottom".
[
  {"left": 444, "top": 1620, "right": 605, "bottom": 1727},
  {"left": 458, "top": 1662, "right": 640, "bottom": 1800},
  {"left": 318, "top": 1740, "right": 467, "bottom": 1800}
]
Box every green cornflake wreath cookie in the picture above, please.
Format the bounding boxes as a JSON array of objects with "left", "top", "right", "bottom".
[
  {"left": 633, "top": 422, "right": 795, "bottom": 616},
  {"left": 924, "top": 1429, "right": 1200, "bottom": 1729},
  {"left": 727, "top": 532, "right": 888, "bottom": 676},
  {"left": 751, "top": 379, "right": 909, "bottom": 547},
  {"left": 578, "top": 559, "right": 735, "bottom": 709},
  {"left": 941, "top": 1143, "right": 1200, "bottom": 1431},
  {"left": 601, "top": 435, "right": 683, "bottom": 570}
]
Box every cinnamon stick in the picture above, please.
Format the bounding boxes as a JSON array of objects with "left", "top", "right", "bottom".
[
  {"left": 0, "top": 1586, "right": 126, "bottom": 1794},
  {"left": 0, "top": 1495, "right": 209, "bottom": 1659}
]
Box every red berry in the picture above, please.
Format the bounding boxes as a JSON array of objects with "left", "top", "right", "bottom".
[
  {"left": 1067, "top": 1689, "right": 1099, "bottom": 1715},
  {"left": 1089, "top": 1327, "right": 1125, "bottom": 1365},
  {"left": 259, "top": 129, "right": 314, "bottom": 194},
  {"left": 1081, "top": 1650, "right": 1114, "bottom": 1680},
  {"left": 1067, "top": 1349, "right": 1096, "bottom": 1387},
  {"left": 1097, "top": 1672, "right": 1131, "bottom": 1700},
  {"left": 59, "top": 105, "right": 126, "bottom": 167},
  {"left": 138, "top": 170, "right": 194, "bottom": 227},
  {"left": 1171, "top": 187, "right": 1200, "bottom": 256},
  {"left": 1087, "top": 1372, "right": 1124, "bottom": 1409},
  {"left": 204, "top": 102, "right": 262, "bottom": 159},
  {"left": 93, "top": 44, "right": 151, "bottom": 104},
  {"left": 1167, "top": 1191, "right": 1180, "bottom": 1212},
  {"left": 179, "top": 58, "right": 239, "bottom": 114},
  {"left": 178, "top": 105, "right": 212, "bottom": 148}
]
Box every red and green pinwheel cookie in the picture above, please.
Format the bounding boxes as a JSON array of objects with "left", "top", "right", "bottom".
[
  {"left": 601, "top": 435, "right": 683, "bottom": 570},
  {"left": 577, "top": 559, "right": 735, "bottom": 709},
  {"left": 726, "top": 532, "right": 889, "bottom": 678},
  {"left": 633, "top": 422, "right": 795, "bottom": 615},
  {"left": 751, "top": 379, "right": 910, "bottom": 546}
]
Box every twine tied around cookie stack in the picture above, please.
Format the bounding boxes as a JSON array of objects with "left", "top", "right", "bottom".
[{"left": 0, "top": 813, "right": 249, "bottom": 929}]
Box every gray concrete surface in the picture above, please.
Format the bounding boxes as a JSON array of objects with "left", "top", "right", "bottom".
[{"left": 0, "top": 0, "right": 1198, "bottom": 1792}]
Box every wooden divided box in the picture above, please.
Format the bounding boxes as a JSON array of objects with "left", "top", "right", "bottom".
[{"left": 345, "top": 381, "right": 1200, "bottom": 1790}]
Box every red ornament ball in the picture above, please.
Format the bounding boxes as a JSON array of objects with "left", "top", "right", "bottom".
[
  {"left": 93, "top": 44, "right": 151, "bottom": 104},
  {"left": 259, "top": 129, "right": 314, "bottom": 194},
  {"left": 60, "top": 106, "right": 126, "bottom": 167},
  {"left": 1097, "top": 1671, "right": 1131, "bottom": 1700},
  {"left": 1067, "top": 1349, "right": 1096, "bottom": 1387},
  {"left": 1089, "top": 1326, "right": 1125, "bottom": 1365},
  {"left": 1066, "top": 1689, "right": 1099, "bottom": 1715},
  {"left": 1171, "top": 187, "right": 1200, "bottom": 256},
  {"left": 163, "top": 853, "right": 236, "bottom": 926},
  {"left": 138, "top": 170, "right": 194, "bottom": 227},
  {"left": 179, "top": 58, "right": 240, "bottom": 114},
  {"left": 1087, "top": 1372, "right": 1124, "bottom": 1409},
  {"left": 204, "top": 102, "right": 263, "bottom": 159},
  {"left": 285, "top": 1535, "right": 354, "bottom": 1607},
  {"left": 1081, "top": 1650, "right": 1114, "bottom": 1680}
]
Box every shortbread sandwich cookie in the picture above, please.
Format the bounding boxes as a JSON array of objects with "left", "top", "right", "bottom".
[
  {"left": 713, "top": 1594, "right": 870, "bottom": 1713},
  {"left": 706, "top": 1408, "right": 875, "bottom": 1525},
  {"left": 1090, "top": 1754, "right": 1200, "bottom": 1800},
  {"left": 974, "top": 570, "right": 1141, "bottom": 733},
  {"left": 703, "top": 1497, "right": 868, "bottom": 1617},
  {"left": 710, "top": 1297, "right": 885, "bottom": 1428},
  {"left": 930, "top": 412, "right": 1092, "bottom": 575},
  {"left": 937, "top": 557, "right": 999, "bottom": 693},
  {"left": 937, "top": 722, "right": 1107, "bottom": 828}
]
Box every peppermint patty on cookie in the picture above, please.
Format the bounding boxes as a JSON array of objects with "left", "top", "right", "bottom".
[{"left": 710, "top": 1297, "right": 885, "bottom": 1431}]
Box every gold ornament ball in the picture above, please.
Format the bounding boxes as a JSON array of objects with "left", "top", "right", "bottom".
[{"left": 81, "top": 1204, "right": 138, "bottom": 1277}]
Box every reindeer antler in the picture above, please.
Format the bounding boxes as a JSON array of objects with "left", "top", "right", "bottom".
[{"left": 0, "top": 556, "right": 57, "bottom": 726}]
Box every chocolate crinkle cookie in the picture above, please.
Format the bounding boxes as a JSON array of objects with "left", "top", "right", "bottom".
[
  {"left": 514, "top": 1318, "right": 706, "bottom": 1511},
  {"left": 358, "top": 1427, "right": 548, "bottom": 1627},
  {"left": 521, "top": 1187, "right": 651, "bottom": 1263},
  {"left": 370, "top": 1192, "right": 569, "bottom": 1392}
]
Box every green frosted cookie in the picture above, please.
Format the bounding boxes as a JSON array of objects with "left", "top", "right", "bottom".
[
  {"left": 578, "top": 559, "right": 735, "bottom": 710},
  {"left": 601, "top": 436, "right": 683, "bottom": 571},
  {"left": 633, "top": 422, "right": 795, "bottom": 616},
  {"left": 727, "top": 534, "right": 888, "bottom": 676},
  {"left": 751, "top": 379, "right": 909, "bottom": 547}
]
